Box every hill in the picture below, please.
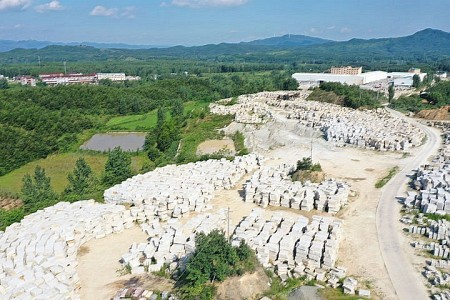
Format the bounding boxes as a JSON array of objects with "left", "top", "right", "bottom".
[
  {"left": 0, "top": 28, "right": 448, "bottom": 65},
  {"left": 244, "top": 34, "right": 332, "bottom": 47},
  {"left": 0, "top": 40, "right": 163, "bottom": 52}
]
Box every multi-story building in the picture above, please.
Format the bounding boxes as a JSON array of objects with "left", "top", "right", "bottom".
[
  {"left": 17, "top": 76, "right": 37, "bottom": 86},
  {"left": 39, "top": 73, "right": 96, "bottom": 85},
  {"left": 96, "top": 73, "right": 126, "bottom": 81},
  {"left": 330, "top": 66, "right": 363, "bottom": 75}
]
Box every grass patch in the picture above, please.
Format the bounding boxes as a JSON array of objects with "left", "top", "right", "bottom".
[
  {"left": 106, "top": 101, "right": 209, "bottom": 131},
  {"left": 424, "top": 213, "right": 450, "bottom": 222},
  {"left": 0, "top": 152, "right": 147, "bottom": 195},
  {"left": 375, "top": 166, "right": 399, "bottom": 188},
  {"left": 262, "top": 270, "right": 310, "bottom": 300},
  {"left": 319, "top": 287, "right": 362, "bottom": 300},
  {"left": 176, "top": 113, "right": 234, "bottom": 163}
]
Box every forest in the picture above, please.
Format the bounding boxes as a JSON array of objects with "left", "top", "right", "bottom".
[{"left": 0, "top": 70, "right": 297, "bottom": 176}]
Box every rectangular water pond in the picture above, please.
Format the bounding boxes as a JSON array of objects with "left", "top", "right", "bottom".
[{"left": 80, "top": 132, "right": 146, "bottom": 152}]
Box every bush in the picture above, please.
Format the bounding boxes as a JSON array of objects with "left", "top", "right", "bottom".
[{"left": 176, "top": 230, "right": 256, "bottom": 300}]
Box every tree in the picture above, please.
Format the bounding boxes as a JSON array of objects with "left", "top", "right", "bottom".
[
  {"left": 0, "top": 78, "right": 9, "bottom": 89},
  {"left": 171, "top": 99, "right": 184, "bottom": 119},
  {"left": 413, "top": 74, "right": 421, "bottom": 88},
  {"left": 388, "top": 83, "right": 395, "bottom": 103},
  {"left": 64, "top": 158, "right": 94, "bottom": 197},
  {"left": 157, "top": 119, "right": 179, "bottom": 152},
  {"left": 21, "top": 166, "right": 57, "bottom": 213},
  {"left": 157, "top": 107, "right": 165, "bottom": 130},
  {"left": 103, "top": 147, "right": 133, "bottom": 186}
]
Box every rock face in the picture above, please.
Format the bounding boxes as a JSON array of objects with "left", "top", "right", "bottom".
[
  {"left": 244, "top": 164, "right": 349, "bottom": 214},
  {"left": 104, "top": 154, "right": 261, "bottom": 221},
  {"left": 0, "top": 200, "right": 136, "bottom": 300},
  {"left": 210, "top": 91, "right": 424, "bottom": 151}
]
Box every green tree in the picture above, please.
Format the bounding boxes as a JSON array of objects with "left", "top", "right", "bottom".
[
  {"left": 21, "top": 166, "right": 57, "bottom": 213},
  {"left": 413, "top": 74, "right": 421, "bottom": 88},
  {"left": 0, "top": 78, "right": 9, "bottom": 89},
  {"left": 388, "top": 83, "right": 395, "bottom": 103},
  {"left": 157, "top": 107, "right": 165, "bottom": 130},
  {"left": 64, "top": 158, "right": 94, "bottom": 197},
  {"left": 157, "top": 119, "right": 179, "bottom": 152},
  {"left": 103, "top": 147, "right": 133, "bottom": 186},
  {"left": 171, "top": 99, "right": 184, "bottom": 119}
]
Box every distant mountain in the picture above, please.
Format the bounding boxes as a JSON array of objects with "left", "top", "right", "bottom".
[
  {"left": 0, "top": 40, "right": 164, "bottom": 52},
  {"left": 244, "top": 34, "right": 332, "bottom": 47},
  {"left": 0, "top": 29, "right": 448, "bottom": 64}
]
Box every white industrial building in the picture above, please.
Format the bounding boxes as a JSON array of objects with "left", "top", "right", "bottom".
[{"left": 292, "top": 71, "right": 388, "bottom": 86}]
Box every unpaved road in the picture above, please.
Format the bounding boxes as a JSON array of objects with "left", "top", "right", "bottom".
[{"left": 377, "top": 109, "right": 441, "bottom": 300}]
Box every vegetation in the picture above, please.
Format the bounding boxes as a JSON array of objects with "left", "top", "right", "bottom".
[
  {"left": 290, "top": 157, "right": 324, "bottom": 184},
  {"left": 0, "top": 208, "right": 24, "bottom": 231},
  {"left": 103, "top": 147, "right": 133, "bottom": 186},
  {"left": 311, "top": 82, "right": 383, "bottom": 109},
  {"left": 375, "top": 166, "right": 399, "bottom": 188},
  {"left": 231, "top": 131, "right": 249, "bottom": 156},
  {"left": 388, "top": 83, "right": 395, "bottom": 103},
  {"left": 318, "top": 287, "right": 363, "bottom": 300},
  {"left": 175, "top": 230, "right": 256, "bottom": 300},
  {"left": 390, "top": 81, "right": 450, "bottom": 113},
  {"left": 21, "top": 166, "right": 58, "bottom": 213}
]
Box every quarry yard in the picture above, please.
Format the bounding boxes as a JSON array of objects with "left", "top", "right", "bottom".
[{"left": 0, "top": 91, "right": 442, "bottom": 300}]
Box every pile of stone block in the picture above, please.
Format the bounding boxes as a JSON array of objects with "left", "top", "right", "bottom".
[
  {"left": 104, "top": 154, "right": 261, "bottom": 221},
  {"left": 0, "top": 200, "right": 136, "bottom": 300},
  {"left": 407, "top": 125, "right": 450, "bottom": 216},
  {"left": 113, "top": 288, "right": 177, "bottom": 300},
  {"left": 119, "top": 210, "right": 229, "bottom": 274},
  {"left": 244, "top": 164, "right": 349, "bottom": 214},
  {"left": 210, "top": 91, "right": 424, "bottom": 151},
  {"left": 231, "top": 208, "right": 343, "bottom": 282},
  {"left": 209, "top": 95, "right": 273, "bottom": 124}
]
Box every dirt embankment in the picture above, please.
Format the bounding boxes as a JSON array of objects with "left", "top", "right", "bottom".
[
  {"left": 0, "top": 197, "right": 22, "bottom": 210},
  {"left": 416, "top": 106, "right": 450, "bottom": 120}
]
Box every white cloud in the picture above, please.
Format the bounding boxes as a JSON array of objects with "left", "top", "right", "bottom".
[
  {"left": 35, "top": 0, "right": 62, "bottom": 13},
  {"left": 165, "top": 0, "right": 248, "bottom": 8},
  {"left": 121, "top": 6, "right": 135, "bottom": 19},
  {"left": 327, "top": 25, "right": 336, "bottom": 30},
  {"left": 0, "top": 0, "right": 32, "bottom": 11},
  {"left": 90, "top": 5, "right": 118, "bottom": 17},
  {"left": 340, "top": 27, "right": 351, "bottom": 33}
]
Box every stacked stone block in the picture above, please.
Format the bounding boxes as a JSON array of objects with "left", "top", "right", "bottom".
[
  {"left": 244, "top": 164, "right": 349, "bottom": 214},
  {"left": 104, "top": 154, "right": 261, "bottom": 221},
  {"left": 0, "top": 200, "right": 136, "bottom": 300}
]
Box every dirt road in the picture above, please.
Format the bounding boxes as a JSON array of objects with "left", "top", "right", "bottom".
[{"left": 377, "top": 110, "right": 441, "bottom": 300}]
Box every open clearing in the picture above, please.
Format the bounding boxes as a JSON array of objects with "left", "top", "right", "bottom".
[{"left": 196, "top": 139, "right": 236, "bottom": 155}]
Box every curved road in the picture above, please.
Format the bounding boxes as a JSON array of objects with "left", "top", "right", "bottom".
[{"left": 377, "top": 109, "right": 441, "bottom": 300}]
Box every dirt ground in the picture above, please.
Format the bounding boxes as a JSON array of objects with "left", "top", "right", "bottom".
[
  {"left": 196, "top": 139, "right": 236, "bottom": 156},
  {"left": 76, "top": 226, "right": 149, "bottom": 300},
  {"left": 0, "top": 197, "right": 22, "bottom": 210},
  {"left": 216, "top": 266, "right": 270, "bottom": 300}
]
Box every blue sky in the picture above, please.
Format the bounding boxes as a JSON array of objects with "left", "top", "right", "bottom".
[{"left": 0, "top": 0, "right": 449, "bottom": 45}]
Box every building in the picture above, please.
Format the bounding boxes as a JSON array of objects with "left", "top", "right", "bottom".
[
  {"left": 96, "top": 73, "right": 126, "bottom": 81},
  {"left": 17, "top": 76, "right": 37, "bottom": 86},
  {"left": 330, "top": 66, "right": 362, "bottom": 75},
  {"left": 292, "top": 71, "right": 387, "bottom": 86},
  {"left": 39, "top": 73, "right": 96, "bottom": 85},
  {"left": 387, "top": 69, "right": 427, "bottom": 87}
]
